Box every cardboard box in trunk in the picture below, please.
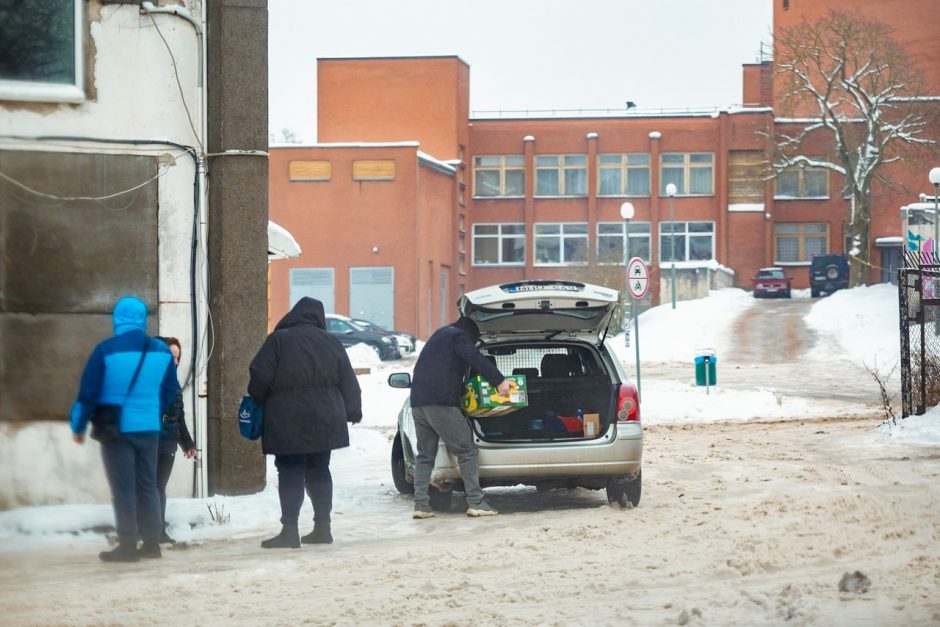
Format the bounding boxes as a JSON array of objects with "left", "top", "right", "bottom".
[
  {"left": 462, "top": 375, "right": 528, "bottom": 417},
  {"left": 582, "top": 413, "right": 600, "bottom": 437}
]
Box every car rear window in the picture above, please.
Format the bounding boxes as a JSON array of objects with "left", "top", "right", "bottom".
[
  {"left": 476, "top": 344, "right": 606, "bottom": 378},
  {"left": 758, "top": 270, "right": 785, "bottom": 279}
]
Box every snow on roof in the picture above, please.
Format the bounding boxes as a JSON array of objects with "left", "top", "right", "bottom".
[
  {"left": 901, "top": 202, "right": 940, "bottom": 212},
  {"left": 417, "top": 151, "right": 456, "bottom": 174},
  {"left": 267, "top": 220, "right": 301, "bottom": 260},
  {"left": 270, "top": 141, "right": 421, "bottom": 149},
  {"left": 471, "top": 105, "right": 772, "bottom": 121},
  {"left": 875, "top": 236, "right": 903, "bottom": 245}
]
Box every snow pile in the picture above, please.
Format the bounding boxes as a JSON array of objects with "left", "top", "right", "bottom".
[
  {"left": 608, "top": 288, "right": 754, "bottom": 362},
  {"left": 346, "top": 343, "right": 383, "bottom": 368},
  {"left": 804, "top": 283, "right": 900, "bottom": 367},
  {"left": 641, "top": 380, "right": 816, "bottom": 424},
  {"left": 879, "top": 406, "right": 940, "bottom": 445}
]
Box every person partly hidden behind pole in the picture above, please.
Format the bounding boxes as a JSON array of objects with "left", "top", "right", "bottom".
[
  {"left": 70, "top": 296, "right": 181, "bottom": 562},
  {"left": 247, "top": 297, "right": 362, "bottom": 549},
  {"left": 409, "top": 316, "right": 510, "bottom": 519},
  {"left": 144, "top": 336, "right": 197, "bottom": 544}
]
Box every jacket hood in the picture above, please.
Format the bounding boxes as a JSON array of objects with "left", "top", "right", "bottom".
[
  {"left": 276, "top": 297, "right": 326, "bottom": 331},
  {"left": 451, "top": 316, "right": 480, "bottom": 340},
  {"left": 113, "top": 296, "right": 147, "bottom": 335}
]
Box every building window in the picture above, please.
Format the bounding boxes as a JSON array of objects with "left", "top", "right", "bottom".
[
  {"left": 774, "top": 165, "right": 829, "bottom": 199},
  {"left": 289, "top": 160, "right": 331, "bottom": 181},
  {"left": 535, "top": 155, "right": 587, "bottom": 196},
  {"left": 598, "top": 154, "right": 650, "bottom": 196},
  {"left": 659, "top": 221, "right": 715, "bottom": 262},
  {"left": 660, "top": 153, "right": 714, "bottom": 196},
  {"left": 775, "top": 223, "right": 829, "bottom": 262},
  {"left": 472, "top": 223, "right": 525, "bottom": 265},
  {"left": 473, "top": 155, "right": 524, "bottom": 197},
  {"left": 0, "top": 0, "right": 84, "bottom": 102},
  {"left": 352, "top": 160, "right": 395, "bottom": 181},
  {"left": 534, "top": 223, "right": 588, "bottom": 266},
  {"left": 597, "top": 222, "right": 651, "bottom": 264},
  {"left": 728, "top": 150, "right": 765, "bottom": 204}
]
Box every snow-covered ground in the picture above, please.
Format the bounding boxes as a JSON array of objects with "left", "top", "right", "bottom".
[{"left": 0, "top": 284, "right": 934, "bottom": 547}]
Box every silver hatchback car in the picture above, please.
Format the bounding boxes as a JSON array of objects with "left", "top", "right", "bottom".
[{"left": 387, "top": 280, "right": 643, "bottom": 512}]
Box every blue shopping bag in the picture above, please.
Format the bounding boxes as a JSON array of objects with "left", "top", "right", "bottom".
[{"left": 238, "top": 395, "right": 264, "bottom": 440}]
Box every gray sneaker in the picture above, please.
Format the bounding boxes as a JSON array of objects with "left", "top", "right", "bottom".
[
  {"left": 412, "top": 507, "right": 435, "bottom": 520},
  {"left": 466, "top": 502, "right": 498, "bottom": 517}
]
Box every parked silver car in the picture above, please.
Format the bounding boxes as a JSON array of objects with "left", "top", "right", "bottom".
[{"left": 388, "top": 280, "right": 643, "bottom": 511}]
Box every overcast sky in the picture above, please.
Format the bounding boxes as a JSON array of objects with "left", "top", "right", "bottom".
[{"left": 268, "top": 0, "right": 773, "bottom": 144}]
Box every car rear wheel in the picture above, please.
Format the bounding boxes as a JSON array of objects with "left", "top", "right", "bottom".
[
  {"left": 391, "top": 432, "right": 414, "bottom": 494},
  {"left": 606, "top": 471, "right": 641, "bottom": 508},
  {"left": 428, "top": 486, "right": 453, "bottom": 512}
]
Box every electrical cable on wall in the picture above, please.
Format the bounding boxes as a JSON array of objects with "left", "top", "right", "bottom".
[
  {"left": 0, "top": 152, "right": 184, "bottom": 202},
  {"left": 145, "top": 12, "right": 203, "bottom": 153},
  {"left": 0, "top": 134, "right": 202, "bottom": 396}
]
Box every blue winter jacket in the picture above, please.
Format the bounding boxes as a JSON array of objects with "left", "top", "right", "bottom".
[{"left": 70, "top": 297, "right": 180, "bottom": 435}]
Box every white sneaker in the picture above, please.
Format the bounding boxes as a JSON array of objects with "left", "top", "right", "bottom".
[
  {"left": 466, "top": 503, "right": 498, "bottom": 517},
  {"left": 412, "top": 509, "right": 435, "bottom": 520}
]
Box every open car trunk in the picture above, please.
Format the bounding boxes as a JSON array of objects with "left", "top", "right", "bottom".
[{"left": 468, "top": 342, "right": 617, "bottom": 442}]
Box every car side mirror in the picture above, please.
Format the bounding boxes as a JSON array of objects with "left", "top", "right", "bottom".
[{"left": 388, "top": 372, "right": 412, "bottom": 388}]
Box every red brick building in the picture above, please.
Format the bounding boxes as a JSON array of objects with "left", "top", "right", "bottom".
[{"left": 269, "top": 1, "right": 940, "bottom": 338}]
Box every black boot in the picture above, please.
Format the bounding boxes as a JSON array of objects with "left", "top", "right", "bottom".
[
  {"left": 261, "top": 526, "right": 300, "bottom": 549},
  {"left": 99, "top": 543, "right": 140, "bottom": 563},
  {"left": 301, "top": 522, "right": 333, "bottom": 545},
  {"left": 138, "top": 540, "right": 162, "bottom": 559},
  {"left": 159, "top": 530, "right": 175, "bottom": 545}
]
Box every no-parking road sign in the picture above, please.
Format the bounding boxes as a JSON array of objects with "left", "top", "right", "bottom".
[{"left": 627, "top": 257, "right": 649, "bottom": 299}]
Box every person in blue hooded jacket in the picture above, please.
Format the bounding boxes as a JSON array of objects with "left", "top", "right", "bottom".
[{"left": 70, "top": 296, "right": 181, "bottom": 563}]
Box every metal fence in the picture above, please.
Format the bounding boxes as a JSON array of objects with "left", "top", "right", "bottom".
[{"left": 899, "top": 256, "right": 940, "bottom": 417}]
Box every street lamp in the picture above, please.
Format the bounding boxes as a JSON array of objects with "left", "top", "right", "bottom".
[
  {"left": 930, "top": 167, "right": 940, "bottom": 263},
  {"left": 665, "top": 182, "right": 678, "bottom": 308},
  {"left": 620, "top": 202, "right": 635, "bottom": 347}
]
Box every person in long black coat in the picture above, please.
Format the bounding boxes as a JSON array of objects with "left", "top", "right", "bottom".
[{"left": 248, "top": 297, "right": 362, "bottom": 549}]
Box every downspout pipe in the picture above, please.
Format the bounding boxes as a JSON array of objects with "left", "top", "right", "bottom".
[{"left": 141, "top": 0, "right": 210, "bottom": 499}]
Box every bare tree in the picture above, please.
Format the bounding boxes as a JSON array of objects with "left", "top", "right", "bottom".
[
  {"left": 564, "top": 249, "right": 633, "bottom": 336},
  {"left": 772, "top": 11, "right": 937, "bottom": 285},
  {"left": 269, "top": 128, "right": 302, "bottom": 145}
]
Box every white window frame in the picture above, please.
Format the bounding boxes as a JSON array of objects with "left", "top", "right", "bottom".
[
  {"left": 597, "top": 153, "right": 651, "bottom": 197},
  {"left": 472, "top": 223, "right": 526, "bottom": 266},
  {"left": 473, "top": 155, "right": 525, "bottom": 198},
  {"left": 596, "top": 221, "right": 652, "bottom": 264},
  {"left": 658, "top": 221, "right": 716, "bottom": 263},
  {"left": 659, "top": 153, "right": 714, "bottom": 196},
  {"left": 535, "top": 154, "right": 588, "bottom": 197},
  {"left": 0, "top": 1, "right": 85, "bottom": 103},
  {"left": 534, "top": 222, "right": 589, "bottom": 266}
]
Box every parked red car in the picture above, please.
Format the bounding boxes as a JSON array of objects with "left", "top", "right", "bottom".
[{"left": 752, "top": 267, "right": 792, "bottom": 298}]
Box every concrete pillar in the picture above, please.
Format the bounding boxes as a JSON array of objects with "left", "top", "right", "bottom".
[{"left": 205, "top": 0, "right": 268, "bottom": 494}]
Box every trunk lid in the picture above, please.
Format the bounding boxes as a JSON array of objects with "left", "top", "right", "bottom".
[{"left": 458, "top": 280, "right": 618, "bottom": 342}]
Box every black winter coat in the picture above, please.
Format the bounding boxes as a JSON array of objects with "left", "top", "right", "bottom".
[
  {"left": 248, "top": 298, "right": 363, "bottom": 455},
  {"left": 158, "top": 393, "right": 196, "bottom": 455},
  {"left": 410, "top": 320, "right": 505, "bottom": 408}
]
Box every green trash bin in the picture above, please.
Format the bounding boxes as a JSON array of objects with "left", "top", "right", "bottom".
[{"left": 694, "top": 351, "right": 717, "bottom": 386}]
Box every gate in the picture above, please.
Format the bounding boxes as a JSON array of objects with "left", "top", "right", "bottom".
[{"left": 899, "top": 255, "right": 940, "bottom": 417}]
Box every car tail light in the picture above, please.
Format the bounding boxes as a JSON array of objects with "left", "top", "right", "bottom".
[{"left": 617, "top": 382, "right": 640, "bottom": 422}]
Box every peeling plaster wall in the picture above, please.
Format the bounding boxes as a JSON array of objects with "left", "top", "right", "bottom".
[{"left": 0, "top": 2, "right": 204, "bottom": 508}]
